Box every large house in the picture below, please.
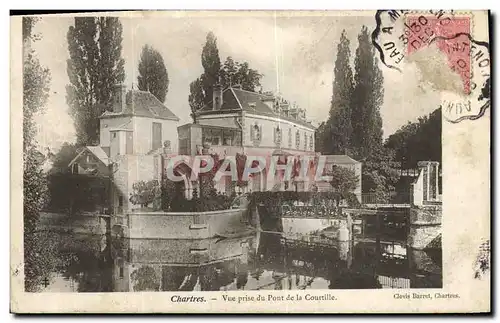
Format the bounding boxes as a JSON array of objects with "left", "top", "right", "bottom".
[
  {"left": 68, "top": 84, "right": 180, "bottom": 213},
  {"left": 177, "top": 84, "right": 318, "bottom": 195}
]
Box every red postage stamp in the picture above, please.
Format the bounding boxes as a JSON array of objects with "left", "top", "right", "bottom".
[{"left": 405, "top": 15, "right": 471, "bottom": 93}]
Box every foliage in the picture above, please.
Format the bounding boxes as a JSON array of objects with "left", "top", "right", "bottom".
[
  {"left": 50, "top": 142, "right": 80, "bottom": 174},
  {"left": 361, "top": 146, "right": 400, "bottom": 203},
  {"left": 220, "top": 57, "right": 262, "bottom": 91},
  {"left": 188, "top": 32, "right": 263, "bottom": 121},
  {"left": 201, "top": 32, "right": 221, "bottom": 106},
  {"left": 66, "top": 17, "right": 125, "bottom": 145},
  {"left": 188, "top": 78, "right": 204, "bottom": 122},
  {"left": 129, "top": 180, "right": 161, "bottom": 209},
  {"left": 350, "top": 26, "right": 384, "bottom": 160},
  {"left": 385, "top": 107, "right": 442, "bottom": 169},
  {"left": 137, "top": 44, "right": 169, "bottom": 103},
  {"left": 24, "top": 231, "right": 71, "bottom": 292},
  {"left": 329, "top": 165, "right": 359, "bottom": 206},
  {"left": 130, "top": 265, "right": 160, "bottom": 291},
  {"left": 23, "top": 17, "right": 53, "bottom": 291},
  {"left": 323, "top": 30, "right": 354, "bottom": 155}
]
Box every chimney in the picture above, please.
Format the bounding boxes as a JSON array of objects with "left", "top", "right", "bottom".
[
  {"left": 112, "top": 84, "right": 127, "bottom": 113},
  {"left": 213, "top": 84, "right": 223, "bottom": 111}
]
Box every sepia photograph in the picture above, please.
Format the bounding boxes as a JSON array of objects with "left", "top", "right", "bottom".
[{"left": 11, "top": 9, "right": 490, "bottom": 313}]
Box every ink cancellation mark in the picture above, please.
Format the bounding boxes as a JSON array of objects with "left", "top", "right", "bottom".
[{"left": 372, "top": 10, "right": 490, "bottom": 123}]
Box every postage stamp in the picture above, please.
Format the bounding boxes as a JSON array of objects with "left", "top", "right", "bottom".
[
  {"left": 372, "top": 10, "right": 490, "bottom": 123},
  {"left": 10, "top": 10, "right": 490, "bottom": 314}
]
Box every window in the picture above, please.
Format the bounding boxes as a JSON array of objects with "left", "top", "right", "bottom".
[
  {"left": 253, "top": 124, "right": 261, "bottom": 141},
  {"left": 250, "top": 123, "right": 262, "bottom": 146},
  {"left": 152, "top": 122, "right": 162, "bottom": 150},
  {"left": 112, "top": 132, "right": 117, "bottom": 139},
  {"left": 304, "top": 132, "right": 307, "bottom": 150},
  {"left": 274, "top": 126, "right": 282, "bottom": 145},
  {"left": 119, "top": 266, "right": 124, "bottom": 279},
  {"left": 288, "top": 129, "right": 292, "bottom": 148},
  {"left": 309, "top": 134, "right": 313, "bottom": 151},
  {"left": 295, "top": 130, "right": 300, "bottom": 149},
  {"left": 222, "top": 130, "right": 233, "bottom": 146}
]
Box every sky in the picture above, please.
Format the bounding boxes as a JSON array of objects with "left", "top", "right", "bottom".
[{"left": 30, "top": 12, "right": 440, "bottom": 151}]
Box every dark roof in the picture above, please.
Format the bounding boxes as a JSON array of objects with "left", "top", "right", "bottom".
[
  {"left": 100, "top": 90, "right": 180, "bottom": 121},
  {"left": 198, "top": 87, "right": 315, "bottom": 129}
]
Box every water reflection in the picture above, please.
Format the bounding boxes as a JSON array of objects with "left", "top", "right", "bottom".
[{"left": 38, "top": 228, "right": 442, "bottom": 292}]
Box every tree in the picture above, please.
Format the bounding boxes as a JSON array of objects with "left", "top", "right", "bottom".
[
  {"left": 350, "top": 26, "right": 384, "bottom": 160},
  {"left": 50, "top": 142, "right": 80, "bottom": 174},
  {"left": 188, "top": 33, "right": 263, "bottom": 122},
  {"left": 385, "top": 107, "right": 442, "bottom": 169},
  {"left": 188, "top": 78, "right": 204, "bottom": 122},
  {"left": 323, "top": 30, "right": 354, "bottom": 155},
  {"left": 201, "top": 32, "right": 221, "bottom": 105},
  {"left": 220, "top": 57, "right": 262, "bottom": 91},
  {"left": 66, "top": 17, "right": 125, "bottom": 146},
  {"left": 129, "top": 180, "right": 161, "bottom": 209},
  {"left": 188, "top": 32, "right": 221, "bottom": 119},
  {"left": 361, "top": 146, "right": 400, "bottom": 203},
  {"left": 329, "top": 165, "right": 359, "bottom": 206},
  {"left": 137, "top": 45, "right": 169, "bottom": 103},
  {"left": 23, "top": 16, "right": 53, "bottom": 291}
]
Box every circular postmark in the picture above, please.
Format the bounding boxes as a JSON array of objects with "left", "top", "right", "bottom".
[{"left": 372, "top": 10, "right": 490, "bottom": 123}]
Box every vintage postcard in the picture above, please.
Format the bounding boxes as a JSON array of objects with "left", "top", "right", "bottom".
[{"left": 10, "top": 10, "right": 490, "bottom": 313}]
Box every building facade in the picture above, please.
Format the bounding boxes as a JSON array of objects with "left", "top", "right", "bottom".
[
  {"left": 177, "top": 85, "right": 318, "bottom": 195},
  {"left": 69, "top": 84, "right": 180, "bottom": 213}
]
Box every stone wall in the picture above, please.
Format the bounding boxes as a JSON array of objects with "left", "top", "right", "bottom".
[
  {"left": 407, "top": 206, "right": 442, "bottom": 250},
  {"left": 125, "top": 209, "right": 248, "bottom": 239}
]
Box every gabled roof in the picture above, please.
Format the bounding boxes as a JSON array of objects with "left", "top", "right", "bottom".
[
  {"left": 323, "top": 155, "right": 360, "bottom": 165},
  {"left": 68, "top": 146, "right": 110, "bottom": 167},
  {"left": 198, "top": 87, "right": 315, "bottom": 129},
  {"left": 100, "top": 90, "right": 180, "bottom": 121}
]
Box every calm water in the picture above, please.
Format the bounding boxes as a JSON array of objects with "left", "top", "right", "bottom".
[{"left": 37, "top": 227, "right": 442, "bottom": 292}]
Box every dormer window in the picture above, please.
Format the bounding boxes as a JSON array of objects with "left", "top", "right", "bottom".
[{"left": 248, "top": 102, "right": 256, "bottom": 108}]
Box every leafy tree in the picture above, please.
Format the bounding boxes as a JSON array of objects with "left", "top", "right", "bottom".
[
  {"left": 361, "top": 146, "right": 400, "bottom": 203},
  {"left": 323, "top": 30, "right": 354, "bottom": 155},
  {"left": 201, "top": 32, "right": 221, "bottom": 105},
  {"left": 66, "top": 17, "right": 125, "bottom": 145},
  {"left": 137, "top": 45, "right": 169, "bottom": 103},
  {"left": 50, "top": 142, "right": 80, "bottom": 174},
  {"left": 188, "top": 78, "right": 204, "bottom": 122},
  {"left": 188, "top": 33, "right": 263, "bottom": 122},
  {"left": 350, "top": 26, "right": 384, "bottom": 160},
  {"left": 220, "top": 57, "right": 262, "bottom": 91},
  {"left": 385, "top": 107, "right": 442, "bottom": 169},
  {"left": 329, "top": 165, "right": 359, "bottom": 206},
  {"left": 23, "top": 16, "right": 53, "bottom": 291},
  {"left": 129, "top": 180, "right": 161, "bottom": 209}
]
